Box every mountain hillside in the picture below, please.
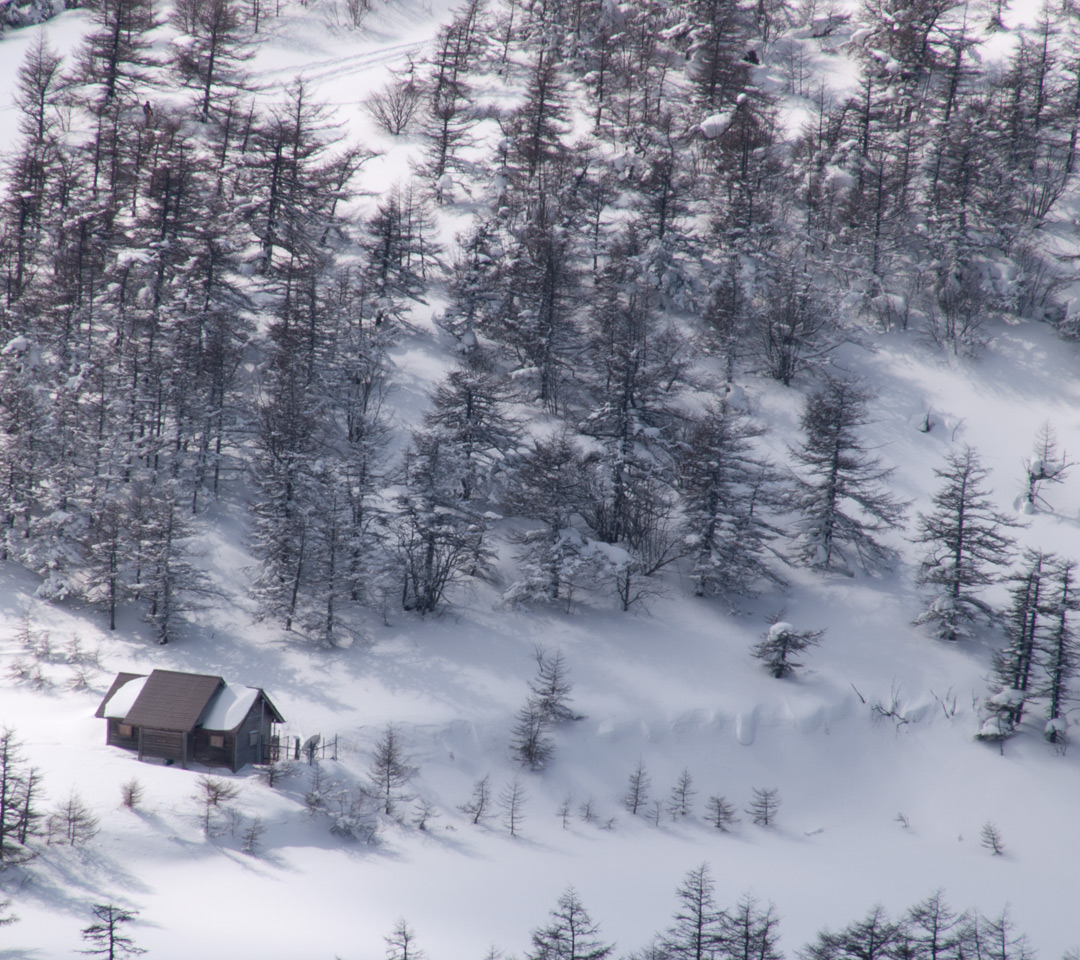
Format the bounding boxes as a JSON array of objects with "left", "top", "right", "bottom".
[{"left": 1, "top": 0, "right": 1080, "bottom": 956}]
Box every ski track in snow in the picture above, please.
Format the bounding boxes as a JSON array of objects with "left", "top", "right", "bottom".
[{"left": 257, "top": 38, "right": 427, "bottom": 90}]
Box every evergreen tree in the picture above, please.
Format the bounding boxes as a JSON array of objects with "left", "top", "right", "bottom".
[
  {"left": 170, "top": 0, "right": 255, "bottom": 123},
  {"left": 667, "top": 769, "right": 696, "bottom": 820},
  {"left": 753, "top": 268, "right": 836, "bottom": 387},
  {"left": 679, "top": 399, "right": 786, "bottom": 602},
  {"left": 367, "top": 724, "right": 417, "bottom": 816},
  {"left": 500, "top": 775, "right": 527, "bottom": 837},
  {"left": 1039, "top": 558, "right": 1079, "bottom": 744},
  {"left": 704, "top": 795, "right": 738, "bottom": 832},
  {"left": 623, "top": 760, "right": 651, "bottom": 816},
  {"left": 980, "top": 549, "right": 1051, "bottom": 739},
  {"left": 503, "top": 433, "right": 594, "bottom": 608},
  {"left": 660, "top": 863, "right": 724, "bottom": 960},
  {"left": 746, "top": 787, "right": 780, "bottom": 827},
  {"left": 393, "top": 430, "right": 494, "bottom": 615},
  {"left": 424, "top": 367, "right": 521, "bottom": 503},
  {"left": 510, "top": 700, "right": 554, "bottom": 770},
  {"left": 789, "top": 377, "right": 907, "bottom": 573},
  {"left": 1, "top": 35, "right": 66, "bottom": 309},
  {"left": 460, "top": 774, "right": 494, "bottom": 825},
  {"left": 79, "top": 903, "right": 146, "bottom": 959},
  {"left": 513, "top": 44, "right": 570, "bottom": 181},
  {"left": 72, "top": 0, "right": 161, "bottom": 106},
  {"left": 1022, "top": 422, "right": 1071, "bottom": 510},
  {"left": 364, "top": 182, "right": 440, "bottom": 310},
  {"left": 385, "top": 918, "right": 425, "bottom": 960},
  {"left": 0, "top": 728, "right": 41, "bottom": 866},
  {"left": 720, "top": 894, "right": 782, "bottom": 960},
  {"left": 801, "top": 905, "right": 901, "bottom": 960},
  {"left": 487, "top": 191, "right": 581, "bottom": 415},
  {"left": 419, "top": 6, "right": 482, "bottom": 181},
  {"left": 527, "top": 646, "right": 580, "bottom": 723},
  {"left": 913, "top": 446, "right": 1019, "bottom": 641},
  {"left": 527, "top": 888, "right": 614, "bottom": 960},
  {"left": 905, "top": 890, "right": 965, "bottom": 960}
]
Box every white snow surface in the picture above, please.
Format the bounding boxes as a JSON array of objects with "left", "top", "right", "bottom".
[
  {"left": 2, "top": 0, "right": 1080, "bottom": 958},
  {"left": 100, "top": 676, "right": 149, "bottom": 720},
  {"left": 197, "top": 683, "right": 260, "bottom": 732}
]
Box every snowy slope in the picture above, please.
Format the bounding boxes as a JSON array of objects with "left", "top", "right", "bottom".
[{"left": 3, "top": 0, "right": 1080, "bottom": 956}]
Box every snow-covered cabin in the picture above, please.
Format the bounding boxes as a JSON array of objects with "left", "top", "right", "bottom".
[{"left": 95, "top": 669, "right": 285, "bottom": 772}]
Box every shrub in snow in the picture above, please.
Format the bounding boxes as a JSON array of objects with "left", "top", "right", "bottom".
[
  {"left": 1023, "top": 423, "right": 1071, "bottom": 510},
  {"left": 242, "top": 815, "right": 266, "bottom": 855},
  {"left": 499, "top": 776, "right": 526, "bottom": 837},
  {"left": 46, "top": 790, "right": 99, "bottom": 846},
  {"left": 752, "top": 618, "right": 824, "bottom": 678},
  {"left": 460, "top": 774, "right": 494, "bottom": 825},
  {"left": 980, "top": 821, "right": 1005, "bottom": 856},
  {"left": 667, "top": 769, "right": 696, "bottom": 820},
  {"left": 412, "top": 798, "right": 439, "bottom": 831},
  {"left": 622, "top": 760, "right": 651, "bottom": 815},
  {"left": 193, "top": 775, "right": 239, "bottom": 834},
  {"left": 746, "top": 787, "right": 781, "bottom": 827},
  {"left": 705, "top": 795, "right": 739, "bottom": 831}
]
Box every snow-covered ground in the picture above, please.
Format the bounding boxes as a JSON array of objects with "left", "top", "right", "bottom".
[
  {"left": 4, "top": 323, "right": 1080, "bottom": 958},
  {"left": 3, "top": 0, "right": 1080, "bottom": 956}
]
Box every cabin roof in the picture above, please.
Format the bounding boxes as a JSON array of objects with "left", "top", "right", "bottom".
[
  {"left": 96, "top": 670, "right": 285, "bottom": 732},
  {"left": 104, "top": 669, "right": 223, "bottom": 732},
  {"left": 94, "top": 672, "right": 145, "bottom": 718}
]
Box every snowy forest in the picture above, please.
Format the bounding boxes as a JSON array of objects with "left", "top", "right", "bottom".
[{"left": 2, "top": 0, "right": 1080, "bottom": 952}]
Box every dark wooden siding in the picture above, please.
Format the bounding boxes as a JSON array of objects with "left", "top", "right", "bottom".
[
  {"left": 234, "top": 701, "right": 268, "bottom": 768},
  {"left": 192, "top": 729, "right": 235, "bottom": 770},
  {"left": 106, "top": 719, "right": 139, "bottom": 749},
  {"left": 139, "top": 729, "right": 185, "bottom": 763}
]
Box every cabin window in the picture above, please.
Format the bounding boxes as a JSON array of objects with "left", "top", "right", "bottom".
[
  {"left": 249, "top": 731, "right": 259, "bottom": 747},
  {"left": 118, "top": 724, "right": 133, "bottom": 738},
  {"left": 209, "top": 734, "right": 225, "bottom": 749}
]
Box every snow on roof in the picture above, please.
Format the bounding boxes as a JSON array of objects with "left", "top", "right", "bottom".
[
  {"left": 102, "top": 675, "right": 149, "bottom": 719},
  {"left": 198, "top": 683, "right": 261, "bottom": 732}
]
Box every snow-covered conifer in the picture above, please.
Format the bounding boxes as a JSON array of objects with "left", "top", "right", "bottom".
[
  {"left": 751, "top": 617, "right": 824, "bottom": 679},
  {"left": 679, "top": 400, "right": 786, "bottom": 602},
  {"left": 789, "top": 376, "right": 907, "bottom": 573},
  {"left": 980, "top": 550, "right": 1051, "bottom": 740},
  {"left": 913, "top": 446, "right": 1020, "bottom": 642}
]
